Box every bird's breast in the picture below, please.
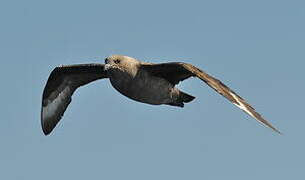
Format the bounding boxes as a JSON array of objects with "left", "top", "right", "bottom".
[{"left": 108, "top": 70, "right": 173, "bottom": 105}]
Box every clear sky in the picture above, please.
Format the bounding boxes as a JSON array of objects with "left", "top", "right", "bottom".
[{"left": 1, "top": 0, "right": 304, "bottom": 179}]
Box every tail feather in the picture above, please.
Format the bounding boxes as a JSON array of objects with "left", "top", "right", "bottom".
[
  {"left": 179, "top": 91, "right": 195, "bottom": 103},
  {"left": 167, "top": 90, "right": 195, "bottom": 108}
]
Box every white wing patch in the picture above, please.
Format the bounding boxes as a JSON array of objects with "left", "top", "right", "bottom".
[
  {"left": 230, "top": 92, "right": 255, "bottom": 118},
  {"left": 42, "top": 85, "right": 72, "bottom": 122},
  {"left": 229, "top": 92, "right": 276, "bottom": 131}
]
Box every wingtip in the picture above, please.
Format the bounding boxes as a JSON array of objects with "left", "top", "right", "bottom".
[
  {"left": 42, "top": 127, "right": 52, "bottom": 136},
  {"left": 272, "top": 127, "right": 282, "bottom": 135},
  {"left": 41, "top": 120, "right": 52, "bottom": 136},
  {"left": 261, "top": 120, "right": 282, "bottom": 135}
]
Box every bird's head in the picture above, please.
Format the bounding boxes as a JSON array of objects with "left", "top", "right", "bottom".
[{"left": 104, "top": 55, "right": 140, "bottom": 75}]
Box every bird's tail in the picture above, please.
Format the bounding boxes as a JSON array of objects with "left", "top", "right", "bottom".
[
  {"left": 167, "top": 90, "right": 195, "bottom": 107},
  {"left": 179, "top": 91, "right": 195, "bottom": 103}
]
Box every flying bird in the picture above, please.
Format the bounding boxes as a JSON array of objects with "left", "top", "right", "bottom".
[{"left": 41, "top": 55, "right": 280, "bottom": 135}]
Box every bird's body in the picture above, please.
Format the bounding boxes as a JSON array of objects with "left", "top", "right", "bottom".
[
  {"left": 41, "top": 55, "right": 280, "bottom": 135},
  {"left": 108, "top": 67, "right": 176, "bottom": 105},
  {"left": 105, "top": 57, "right": 190, "bottom": 106}
]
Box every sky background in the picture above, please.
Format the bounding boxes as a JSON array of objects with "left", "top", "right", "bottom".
[{"left": 1, "top": 0, "right": 304, "bottom": 179}]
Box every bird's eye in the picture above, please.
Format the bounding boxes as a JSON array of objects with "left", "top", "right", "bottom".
[{"left": 114, "top": 59, "right": 120, "bottom": 64}]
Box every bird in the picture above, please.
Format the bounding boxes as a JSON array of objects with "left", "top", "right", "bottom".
[{"left": 41, "top": 55, "right": 280, "bottom": 135}]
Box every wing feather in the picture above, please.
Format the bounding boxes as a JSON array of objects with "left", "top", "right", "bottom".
[
  {"left": 142, "top": 62, "right": 281, "bottom": 134},
  {"left": 41, "top": 64, "right": 108, "bottom": 135},
  {"left": 182, "top": 63, "right": 281, "bottom": 134}
]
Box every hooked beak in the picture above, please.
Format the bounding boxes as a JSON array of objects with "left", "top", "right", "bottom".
[{"left": 104, "top": 58, "right": 109, "bottom": 64}]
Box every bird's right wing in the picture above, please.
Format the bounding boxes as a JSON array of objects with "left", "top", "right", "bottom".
[
  {"left": 41, "top": 64, "right": 108, "bottom": 135},
  {"left": 181, "top": 63, "right": 281, "bottom": 134},
  {"left": 142, "top": 62, "right": 281, "bottom": 134}
]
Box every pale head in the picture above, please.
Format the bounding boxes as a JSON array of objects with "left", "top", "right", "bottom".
[
  {"left": 105, "top": 55, "right": 140, "bottom": 66},
  {"left": 104, "top": 55, "right": 140, "bottom": 76}
]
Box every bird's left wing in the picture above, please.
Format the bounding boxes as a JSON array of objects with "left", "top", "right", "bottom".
[
  {"left": 141, "top": 62, "right": 281, "bottom": 134},
  {"left": 41, "top": 64, "right": 108, "bottom": 135}
]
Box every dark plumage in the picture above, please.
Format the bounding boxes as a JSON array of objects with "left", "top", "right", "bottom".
[{"left": 41, "top": 55, "right": 280, "bottom": 135}]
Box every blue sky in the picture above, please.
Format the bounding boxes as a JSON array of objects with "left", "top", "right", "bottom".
[{"left": 1, "top": 0, "right": 304, "bottom": 179}]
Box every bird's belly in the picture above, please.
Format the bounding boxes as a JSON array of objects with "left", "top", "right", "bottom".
[{"left": 110, "top": 76, "right": 173, "bottom": 105}]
